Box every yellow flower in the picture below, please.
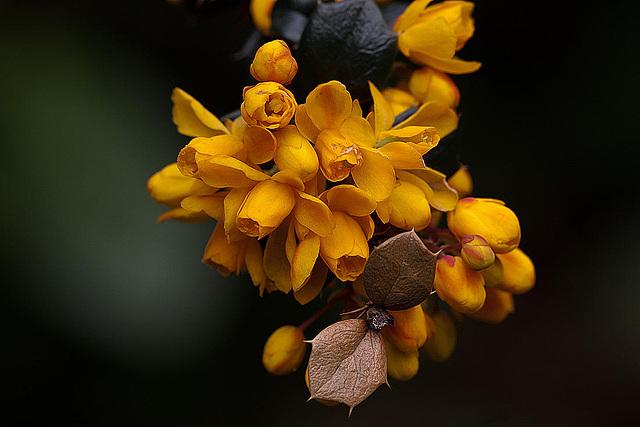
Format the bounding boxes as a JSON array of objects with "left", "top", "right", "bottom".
[
  {"left": 382, "top": 305, "right": 429, "bottom": 353},
  {"left": 447, "top": 165, "right": 473, "bottom": 198},
  {"left": 250, "top": 0, "right": 277, "bottom": 34},
  {"left": 394, "top": 0, "right": 481, "bottom": 74},
  {"left": 262, "top": 325, "right": 307, "bottom": 375},
  {"left": 376, "top": 177, "right": 432, "bottom": 231},
  {"left": 296, "top": 80, "right": 396, "bottom": 201},
  {"left": 250, "top": 40, "right": 298, "bottom": 85},
  {"left": 273, "top": 125, "right": 319, "bottom": 182},
  {"left": 385, "top": 339, "right": 420, "bottom": 381},
  {"left": 434, "top": 254, "right": 486, "bottom": 313},
  {"left": 241, "top": 81, "right": 297, "bottom": 129},
  {"left": 447, "top": 197, "right": 521, "bottom": 254},
  {"left": 423, "top": 311, "right": 457, "bottom": 362},
  {"left": 495, "top": 248, "right": 535, "bottom": 294},
  {"left": 147, "top": 163, "right": 220, "bottom": 223},
  {"left": 408, "top": 67, "right": 460, "bottom": 108},
  {"left": 318, "top": 185, "right": 377, "bottom": 281},
  {"left": 468, "top": 287, "right": 515, "bottom": 324}
]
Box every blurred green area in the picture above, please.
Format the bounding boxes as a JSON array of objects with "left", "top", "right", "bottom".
[{"left": 1, "top": 0, "right": 639, "bottom": 425}]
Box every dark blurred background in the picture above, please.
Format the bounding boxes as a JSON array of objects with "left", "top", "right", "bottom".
[{"left": 2, "top": 0, "right": 639, "bottom": 425}]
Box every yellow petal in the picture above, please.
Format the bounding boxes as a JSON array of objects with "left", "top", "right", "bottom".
[
  {"left": 293, "top": 191, "right": 336, "bottom": 237},
  {"left": 379, "top": 142, "right": 427, "bottom": 169},
  {"left": 351, "top": 147, "right": 396, "bottom": 202},
  {"left": 397, "top": 168, "right": 459, "bottom": 211},
  {"left": 274, "top": 126, "right": 319, "bottom": 182},
  {"left": 264, "top": 219, "right": 293, "bottom": 293},
  {"left": 314, "top": 129, "right": 362, "bottom": 182},
  {"left": 197, "top": 155, "right": 270, "bottom": 188},
  {"left": 171, "top": 87, "right": 230, "bottom": 137},
  {"left": 291, "top": 233, "right": 321, "bottom": 291},
  {"left": 413, "top": 54, "right": 482, "bottom": 74},
  {"left": 368, "top": 81, "right": 395, "bottom": 138},
  {"left": 294, "top": 104, "right": 321, "bottom": 142},
  {"left": 352, "top": 215, "right": 375, "bottom": 240},
  {"left": 305, "top": 80, "right": 353, "bottom": 130},
  {"left": 321, "top": 185, "right": 377, "bottom": 217},
  {"left": 319, "top": 211, "right": 369, "bottom": 282},
  {"left": 181, "top": 193, "right": 226, "bottom": 221},
  {"left": 202, "top": 223, "right": 247, "bottom": 276},
  {"left": 386, "top": 178, "right": 432, "bottom": 230},
  {"left": 242, "top": 125, "right": 277, "bottom": 164},
  {"left": 338, "top": 116, "right": 377, "bottom": 148},
  {"left": 393, "top": 0, "right": 433, "bottom": 33},
  {"left": 237, "top": 180, "right": 296, "bottom": 239},
  {"left": 294, "top": 261, "right": 328, "bottom": 305},
  {"left": 393, "top": 101, "right": 459, "bottom": 138},
  {"left": 245, "top": 238, "right": 272, "bottom": 292},
  {"left": 156, "top": 207, "right": 210, "bottom": 223},
  {"left": 376, "top": 200, "right": 392, "bottom": 224},
  {"left": 272, "top": 169, "right": 305, "bottom": 191},
  {"left": 177, "top": 135, "right": 245, "bottom": 177},
  {"left": 147, "top": 163, "right": 213, "bottom": 207},
  {"left": 397, "top": 17, "right": 457, "bottom": 60}
]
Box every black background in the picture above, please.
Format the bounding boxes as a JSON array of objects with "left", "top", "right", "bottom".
[{"left": 2, "top": 0, "right": 640, "bottom": 425}]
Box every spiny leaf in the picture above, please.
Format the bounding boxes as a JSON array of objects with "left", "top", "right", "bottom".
[
  {"left": 363, "top": 230, "right": 436, "bottom": 310},
  {"left": 307, "top": 319, "right": 387, "bottom": 412}
]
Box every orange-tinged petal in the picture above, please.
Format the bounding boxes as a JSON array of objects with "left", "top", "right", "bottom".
[
  {"left": 448, "top": 165, "right": 473, "bottom": 198},
  {"left": 386, "top": 178, "right": 432, "bottom": 230},
  {"left": 368, "top": 81, "right": 395, "bottom": 138},
  {"left": 393, "top": 101, "right": 459, "bottom": 138},
  {"left": 397, "top": 168, "right": 459, "bottom": 211},
  {"left": 272, "top": 169, "right": 305, "bottom": 191},
  {"left": 397, "top": 17, "right": 457, "bottom": 60},
  {"left": 197, "top": 155, "right": 270, "bottom": 188},
  {"left": 379, "top": 142, "right": 427, "bottom": 170},
  {"left": 264, "top": 219, "right": 293, "bottom": 293},
  {"left": 339, "top": 116, "right": 377, "bottom": 148},
  {"left": 245, "top": 238, "right": 272, "bottom": 293},
  {"left": 293, "top": 191, "right": 335, "bottom": 237},
  {"left": 353, "top": 215, "right": 375, "bottom": 240},
  {"left": 294, "top": 261, "right": 328, "bottom": 305},
  {"left": 156, "top": 207, "right": 210, "bottom": 223},
  {"left": 351, "top": 99, "right": 363, "bottom": 117},
  {"left": 393, "top": 0, "right": 433, "bottom": 33},
  {"left": 413, "top": 54, "right": 481, "bottom": 74},
  {"left": 237, "top": 180, "right": 296, "bottom": 239},
  {"left": 319, "top": 211, "right": 369, "bottom": 282},
  {"left": 147, "top": 163, "right": 213, "bottom": 207},
  {"left": 496, "top": 248, "right": 535, "bottom": 294},
  {"left": 291, "top": 233, "right": 321, "bottom": 291},
  {"left": 351, "top": 147, "right": 395, "bottom": 202},
  {"left": 181, "top": 193, "right": 226, "bottom": 221},
  {"left": 409, "top": 67, "right": 460, "bottom": 108},
  {"left": 171, "top": 87, "right": 230, "bottom": 137},
  {"left": 315, "top": 129, "right": 362, "bottom": 182},
  {"left": 202, "top": 223, "right": 247, "bottom": 276},
  {"left": 434, "top": 255, "right": 486, "bottom": 314},
  {"left": 177, "top": 135, "right": 245, "bottom": 177},
  {"left": 385, "top": 340, "right": 420, "bottom": 381},
  {"left": 321, "top": 185, "right": 377, "bottom": 217},
  {"left": 382, "top": 305, "right": 429, "bottom": 352},
  {"left": 242, "top": 125, "right": 277, "bottom": 164},
  {"left": 294, "top": 104, "right": 321, "bottom": 142},
  {"left": 224, "top": 187, "right": 251, "bottom": 242},
  {"left": 305, "top": 80, "right": 353, "bottom": 130},
  {"left": 468, "top": 287, "right": 515, "bottom": 323},
  {"left": 382, "top": 87, "right": 418, "bottom": 116}
]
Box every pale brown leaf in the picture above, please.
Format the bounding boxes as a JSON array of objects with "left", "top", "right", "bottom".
[
  {"left": 363, "top": 230, "right": 436, "bottom": 310},
  {"left": 307, "top": 319, "right": 387, "bottom": 411}
]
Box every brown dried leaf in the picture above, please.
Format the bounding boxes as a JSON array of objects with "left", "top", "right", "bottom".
[
  {"left": 363, "top": 230, "right": 436, "bottom": 310},
  {"left": 308, "top": 319, "right": 387, "bottom": 412}
]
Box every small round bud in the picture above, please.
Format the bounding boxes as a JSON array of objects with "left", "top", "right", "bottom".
[
  {"left": 447, "top": 197, "right": 521, "bottom": 254},
  {"left": 495, "top": 248, "right": 535, "bottom": 294},
  {"left": 469, "top": 288, "right": 515, "bottom": 324},
  {"left": 381, "top": 305, "right": 428, "bottom": 353},
  {"left": 262, "top": 325, "right": 306, "bottom": 375},
  {"left": 434, "top": 255, "right": 486, "bottom": 314},
  {"left": 447, "top": 165, "right": 473, "bottom": 198},
  {"left": 423, "top": 312, "right": 457, "bottom": 362},
  {"left": 250, "top": 40, "right": 298, "bottom": 85},
  {"left": 385, "top": 339, "right": 420, "bottom": 381},
  {"left": 460, "top": 234, "right": 495, "bottom": 271}
]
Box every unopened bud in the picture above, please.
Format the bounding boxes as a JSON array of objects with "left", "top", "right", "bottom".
[
  {"left": 385, "top": 339, "right": 420, "bottom": 381},
  {"left": 423, "top": 312, "right": 457, "bottom": 362},
  {"left": 262, "top": 325, "right": 306, "bottom": 375},
  {"left": 496, "top": 248, "right": 535, "bottom": 294},
  {"left": 469, "top": 288, "right": 515, "bottom": 324},
  {"left": 447, "top": 197, "right": 521, "bottom": 254},
  {"left": 434, "top": 255, "right": 486, "bottom": 314},
  {"left": 408, "top": 67, "right": 460, "bottom": 108},
  {"left": 250, "top": 40, "right": 298, "bottom": 85},
  {"left": 460, "top": 234, "right": 495, "bottom": 270},
  {"left": 381, "top": 305, "right": 428, "bottom": 353}
]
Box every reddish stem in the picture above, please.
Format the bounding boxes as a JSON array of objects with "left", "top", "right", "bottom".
[{"left": 297, "top": 292, "right": 349, "bottom": 332}]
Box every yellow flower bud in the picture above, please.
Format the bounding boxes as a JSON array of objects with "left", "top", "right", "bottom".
[
  {"left": 385, "top": 178, "right": 432, "bottom": 231},
  {"left": 481, "top": 256, "right": 503, "bottom": 287},
  {"left": 382, "top": 305, "right": 429, "bottom": 353},
  {"left": 409, "top": 67, "right": 460, "bottom": 108},
  {"left": 273, "top": 126, "right": 319, "bottom": 182},
  {"left": 381, "top": 87, "right": 418, "bottom": 116},
  {"left": 385, "top": 339, "right": 420, "bottom": 381},
  {"left": 423, "top": 312, "right": 457, "bottom": 362},
  {"left": 434, "top": 255, "right": 486, "bottom": 314},
  {"left": 469, "top": 288, "right": 515, "bottom": 324},
  {"left": 262, "top": 325, "right": 307, "bottom": 375},
  {"left": 460, "top": 234, "right": 495, "bottom": 271},
  {"left": 241, "top": 81, "right": 297, "bottom": 129},
  {"left": 447, "top": 197, "right": 521, "bottom": 254},
  {"left": 495, "top": 248, "right": 535, "bottom": 294},
  {"left": 250, "top": 40, "right": 298, "bottom": 85},
  {"left": 447, "top": 165, "right": 473, "bottom": 198}
]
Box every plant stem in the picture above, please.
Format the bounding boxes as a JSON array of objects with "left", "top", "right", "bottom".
[{"left": 297, "top": 292, "right": 349, "bottom": 332}]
